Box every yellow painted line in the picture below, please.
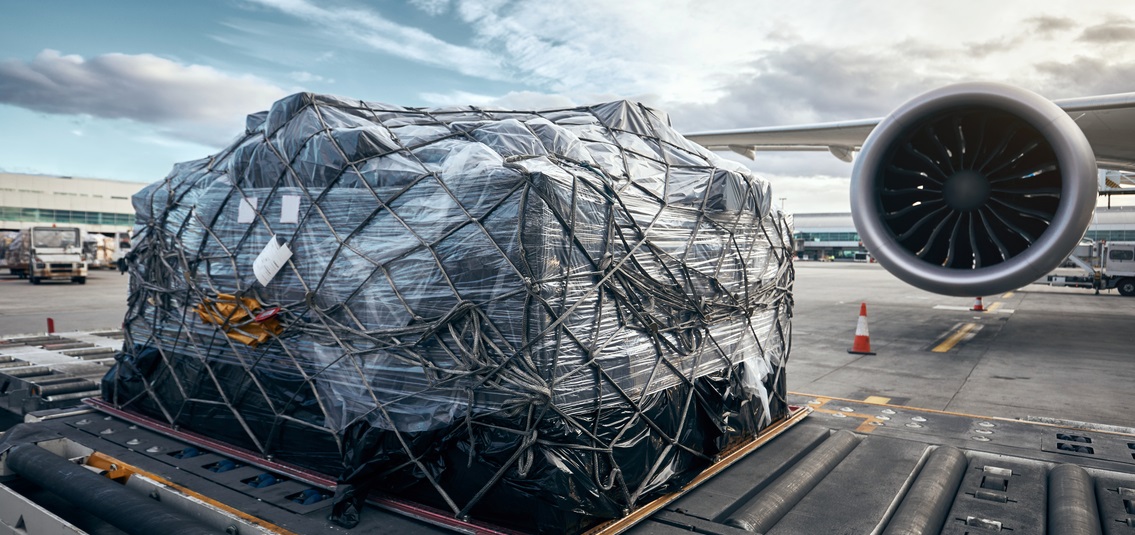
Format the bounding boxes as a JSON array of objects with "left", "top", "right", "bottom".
[
  {"left": 791, "top": 391, "right": 1135, "bottom": 437},
  {"left": 987, "top": 301, "right": 1002, "bottom": 312},
  {"left": 932, "top": 322, "right": 977, "bottom": 353},
  {"left": 1001, "top": 291, "right": 1014, "bottom": 298},
  {"left": 798, "top": 395, "right": 885, "bottom": 433},
  {"left": 855, "top": 420, "right": 883, "bottom": 433},
  {"left": 811, "top": 406, "right": 884, "bottom": 434}
]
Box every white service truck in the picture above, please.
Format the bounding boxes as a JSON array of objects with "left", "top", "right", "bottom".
[
  {"left": 4, "top": 226, "right": 89, "bottom": 284},
  {"left": 1041, "top": 240, "right": 1135, "bottom": 295}
]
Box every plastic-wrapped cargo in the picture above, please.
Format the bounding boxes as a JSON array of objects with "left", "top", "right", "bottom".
[{"left": 102, "top": 93, "right": 794, "bottom": 533}]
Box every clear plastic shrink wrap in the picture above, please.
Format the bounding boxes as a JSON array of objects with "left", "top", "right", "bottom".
[{"left": 103, "top": 93, "right": 794, "bottom": 533}]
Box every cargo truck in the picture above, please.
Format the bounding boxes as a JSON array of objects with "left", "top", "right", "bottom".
[
  {"left": 1040, "top": 240, "right": 1135, "bottom": 296},
  {"left": 4, "top": 226, "right": 89, "bottom": 284}
]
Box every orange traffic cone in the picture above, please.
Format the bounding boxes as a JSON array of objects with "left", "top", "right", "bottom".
[
  {"left": 848, "top": 302, "right": 876, "bottom": 355},
  {"left": 971, "top": 297, "right": 984, "bottom": 312}
]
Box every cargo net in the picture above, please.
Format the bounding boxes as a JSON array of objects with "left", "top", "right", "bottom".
[{"left": 104, "top": 94, "right": 794, "bottom": 533}]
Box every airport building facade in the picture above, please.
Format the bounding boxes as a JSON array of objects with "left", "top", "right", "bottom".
[
  {"left": 793, "top": 206, "right": 1135, "bottom": 261},
  {"left": 0, "top": 173, "right": 146, "bottom": 235}
]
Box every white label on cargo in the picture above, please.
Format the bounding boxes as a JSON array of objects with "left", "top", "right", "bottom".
[
  {"left": 238, "top": 196, "right": 258, "bottom": 223},
  {"left": 253, "top": 236, "right": 293, "bottom": 286},
  {"left": 280, "top": 195, "right": 300, "bottom": 224}
]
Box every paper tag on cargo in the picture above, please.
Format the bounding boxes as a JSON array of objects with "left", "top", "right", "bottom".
[
  {"left": 253, "top": 236, "right": 292, "bottom": 286},
  {"left": 238, "top": 197, "right": 258, "bottom": 223},
  {"left": 280, "top": 195, "right": 300, "bottom": 224}
]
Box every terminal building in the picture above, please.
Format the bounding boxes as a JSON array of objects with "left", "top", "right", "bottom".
[
  {"left": 793, "top": 207, "right": 1135, "bottom": 261},
  {"left": 0, "top": 173, "right": 147, "bottom": 235}
]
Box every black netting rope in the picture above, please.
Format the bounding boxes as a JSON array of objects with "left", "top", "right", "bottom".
[{"left": 107, "top": 95, "right": 794, "bottom": 532}]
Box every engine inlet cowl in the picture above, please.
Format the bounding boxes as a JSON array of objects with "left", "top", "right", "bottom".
[{"left": 851, "top": 83, "right": 1097, "bottom": 296}]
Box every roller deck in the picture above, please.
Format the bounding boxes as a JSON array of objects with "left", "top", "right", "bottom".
[
  {"left": 2, "top": 393, "right": 1134, "bottom": 534},
  {"left": 0, "top": 331, "right": 121, "bottom": 418}
]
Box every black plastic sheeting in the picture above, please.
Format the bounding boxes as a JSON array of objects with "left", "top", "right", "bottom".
[{"left": 102, "top": 93, "right": 794, "bottom": 533}]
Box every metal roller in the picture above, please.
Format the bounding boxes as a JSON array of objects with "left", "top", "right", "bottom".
[
  {"left": 5, "top": 443, "right": 222, "bottom": 535},
  {"left": 2, "top": 365, "right": 52, "bottom": 377},
  {"left": 44, "top": 390, "right": 104, "bottom": 403},
  {"left": 725, "top": 430, "right": 861, "bottom": 532},
  {"left": 1048, "top": 463, "right": 1102, "bottom": 535},
  {"left": 32, "top": 379, "right": 99, "bottom": 397},
  {"left": 882, "top": 445, "right": 968, "bottom": 535},
  {"left": 26, "top": 376, "right": 91, "bottom": 386}
]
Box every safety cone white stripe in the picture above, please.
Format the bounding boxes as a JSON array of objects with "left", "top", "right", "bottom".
[
  {"left": 848, "top": 302, "right": 875, "bottom": 355},
  {"left": 855, "top": 316, "right": 870, "bottom": 336}
]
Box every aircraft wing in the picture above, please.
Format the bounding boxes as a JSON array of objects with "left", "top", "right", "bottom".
[
  {"left": 680, "top": 118, "right": 879, "bottom": 162},
  {"left": 1060, "top": 93, "right": 1135, "bottom": 177},
  {"left": 684, "top": 91, "right": 1135, "bottom": 193}
]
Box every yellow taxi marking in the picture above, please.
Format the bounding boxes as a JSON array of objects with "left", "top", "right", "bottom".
[
  {"left": 854, "top": 420, "right": 883, "bottom": 433},
  {"left": 811, "top": 406, "right": 885, "bottom": 433},
  {"left": 863, "top": 396, "right": 891, "bottom": 404},
  {"left": 932, "top": 322, "right": 978, "bottom": 353},
  {"left": 801, "top": 396, "right": 884, "bottom": 434},
  {"left": 1001, "top": 291, "right": 1014, "bottom": 298},
  {"left": 987, "top": 301, "right": 1003, "bottom": 312},
  {"left": 794, "top": 391, "right": 1135, "bottom": 437}
]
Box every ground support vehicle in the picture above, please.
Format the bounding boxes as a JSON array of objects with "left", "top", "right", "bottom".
[
  {"left": 1041, "top": 240, "right": 1135, "bottom": 296},
  {"left": 80, "top": 234, "right": 114, "bottom": 269},
  {"left": 4, "top": 226, "right": 89, "bottom": 284}
]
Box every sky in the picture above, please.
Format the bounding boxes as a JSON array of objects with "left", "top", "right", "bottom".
[{"left": 3, "top": 1, "right": 1135, "bottom": 212}]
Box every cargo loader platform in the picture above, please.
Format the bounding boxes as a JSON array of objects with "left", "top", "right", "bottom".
[
  {"left": 3, "top": 393, "right": 1134, "bottom": 534},
  {"left": 0, "top": 331, "right": 122, "bottom": 417}
]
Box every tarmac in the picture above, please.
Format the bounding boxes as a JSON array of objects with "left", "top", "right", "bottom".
[
  {"left": 1, "top": 261, "right": 1133, "bottom": 429},
  {"left": 0, "top": 268, "right": 129, "bottom": 335},
  {"left": 790, "top": 261, "right": 1135, "bottom": 429}
]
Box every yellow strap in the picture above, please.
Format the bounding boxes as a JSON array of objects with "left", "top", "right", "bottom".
[{"left": 195, "top": 294, "right": 282, "bottom": 347}]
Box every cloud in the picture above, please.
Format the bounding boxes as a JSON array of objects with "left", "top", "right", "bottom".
[
  {"left": 450, "top": 1, "right": 767, "bottom": 101},
  {"left": 1026, "top": 15, "right": 1077, "bottom": 34},
  {"left": 246, "top": 0, "right": 504, "bottom": 79},
  {"left": 409, "top": 0, "right": 451, "bottom": 16},
  {"left": 965, "top": 36, "right": 1028, "bottom": 58},
  {"left": 417, "top": 89, "right": 499, "bottom": 106},
  {"left": 666, "top": 42, "right": 956, "bottom": 135},
  {"left": 1078, "top": 21, "right": 1135, "bottom": 43},
  {"left": 290, "top": 70, "right": 334, "bottom": 83},
  {"left": 418, "top": 89, "right": 609, "bottom": 110},
  {"left": 760, "top": 173, "right": 852, "bottom": 214},
  {"left": 0, "top": 49, "right": 288, "bottom": 145},
  {"left": 1033, "top": 56, "right": 1135, "bottom": 97},
  {"left": 249, "top": 0, "right": 771, "bottom": 102},
  {"left": 488, "top": 91, "right": 590, "bottom": 110}
]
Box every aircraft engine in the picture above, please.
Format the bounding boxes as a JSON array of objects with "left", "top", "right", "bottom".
[{"left": 851, "top": 83, "right": 1098, "bottom": 296}]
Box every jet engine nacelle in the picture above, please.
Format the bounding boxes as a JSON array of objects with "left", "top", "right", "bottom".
[{"left": 851, "top": 83, "right": 1098, "bottom": 296}]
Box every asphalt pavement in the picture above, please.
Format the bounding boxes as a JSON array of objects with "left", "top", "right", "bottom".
[
  {"left": 790, "top": 261, "right": 1135, "bottom": 428},
  {"left": 0, "top": 267, "right": 129, "bottom": 335}
]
